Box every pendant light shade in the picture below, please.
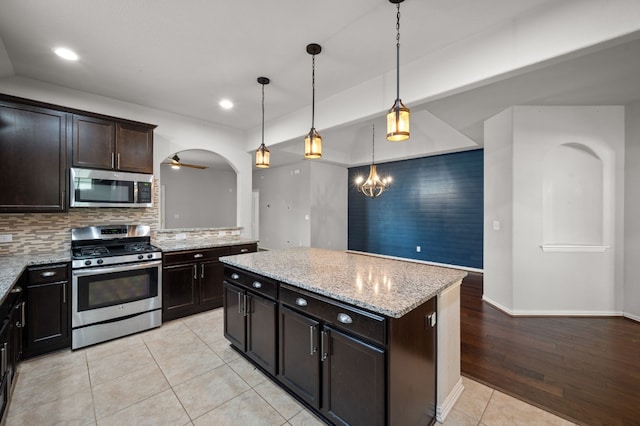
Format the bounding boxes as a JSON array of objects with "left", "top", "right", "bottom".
[
  {"left": 387, "top": 0, "right": 410, "bottom": 142},
  {"left": 305, "top": 43, "right": 322, "bottom": 159},
  {"left": 355, "top": 124, "right": 392, "bottom": 198},
  {"left": 256, "top": 76, "right": 270, "bottom": 168}
]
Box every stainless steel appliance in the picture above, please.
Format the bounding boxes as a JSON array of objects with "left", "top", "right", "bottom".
[
  {"left": 71, "top": 224, "right": 162, "bottom": 349},
  {"left": 69, "top": 168, "right": 153, "bottom": 208}
]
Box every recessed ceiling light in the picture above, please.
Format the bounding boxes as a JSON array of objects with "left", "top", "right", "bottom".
[
  {"left": 54, "top": 47, "right": 79, "bottom": 61},
  {"left": 219, "top": 99, "right": 234, "bottom": 109}
]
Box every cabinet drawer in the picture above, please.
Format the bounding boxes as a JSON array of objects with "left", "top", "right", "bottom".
[
  {"left": 224, "top": 267, "right": 277, "bottom": 300},
  {"left": 228, "top": 243, "right": 257, "bottom": 255},
  {"left": 163, "top": 247, "right": 229, "bottom": 266},
  {"left": 280, "top": 285, "right": 386, "bottom": 346},
  {"left": 27, "top": 264, "right": 68, "bottom": 284}
]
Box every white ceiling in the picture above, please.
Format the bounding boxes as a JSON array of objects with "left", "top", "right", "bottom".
[{"left": 1, "top": 0, "right": 639, "bottom": 170}]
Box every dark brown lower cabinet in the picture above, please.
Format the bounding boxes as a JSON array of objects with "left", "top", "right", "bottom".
[
  {"left": 223, "top": 277, "right": 277, "bottom": 375},
  {"left": 24, "top": 264, "right": 70, "bottom": 358},
  {"left": 223, "top": 266, "right": 438, "bottom": 426},
  {"left": 278, "top": 305, "right": 321, "bottom": 408}
]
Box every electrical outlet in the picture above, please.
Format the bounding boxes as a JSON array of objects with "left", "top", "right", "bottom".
[
  {"left": 0, "top": 234, "right": 12, "bottom": 243},
  {"left": 416, "top": 246, "right": 421, "bottom": 253},
  {"left": 175, "top": 233, "right": 187, "bottom": 240},
  {"left": 493, "top": 220, "right": 501, "bottom": 231}
]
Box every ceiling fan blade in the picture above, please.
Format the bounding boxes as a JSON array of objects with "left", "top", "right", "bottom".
[{"left": 180, "top": 162, "right": 208, "bottom": 170}]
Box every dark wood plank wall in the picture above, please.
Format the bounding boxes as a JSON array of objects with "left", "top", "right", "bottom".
[{"left": 461, "top": 273, "right": 640, "bottom": 425}]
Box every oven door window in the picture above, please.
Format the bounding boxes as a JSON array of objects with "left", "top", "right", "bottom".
[
  {"left": 74, "top": 177, "right": 134, "bottom": 204},
  {"left": 77, "top": 267, "right": 158, "bottom": 312}
]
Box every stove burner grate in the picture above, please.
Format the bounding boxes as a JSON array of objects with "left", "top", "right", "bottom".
[
  {"left": 80, "top": 246, "right": 110, "bottom": 257},
  {"left": 125, "top": 243, "right": 152, "bottom": 253}
]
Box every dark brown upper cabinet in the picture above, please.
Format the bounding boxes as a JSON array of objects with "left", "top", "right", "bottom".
[
  {"left": 0, "top": 97, "right": 69, "bottom": 212},
  {"left": 73, "top": 115, "right": 154, "bottom": 174}
]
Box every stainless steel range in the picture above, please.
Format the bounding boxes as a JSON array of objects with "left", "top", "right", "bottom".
[{"left": 71, "top": 224, "right": 162, "bottom": 349}]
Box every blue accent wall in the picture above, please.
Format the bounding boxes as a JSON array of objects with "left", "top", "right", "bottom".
[{"left": 348, "top": 149, "right": 483, "bottom": 269}]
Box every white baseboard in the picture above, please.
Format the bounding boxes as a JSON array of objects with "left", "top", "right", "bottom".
[
  {"left": 624, "top": 312, "right": 640, "bottom": 322},
  {"left": 436, "top": 377, "right": 464, "bottom": 423},
  {"left": 482, "top": 296, "right": 514, "bottom": 315}
]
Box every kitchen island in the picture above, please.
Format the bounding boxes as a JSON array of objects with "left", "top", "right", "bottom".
[{"left": 220, "top": 247, "right": 466, "bottom": 425}]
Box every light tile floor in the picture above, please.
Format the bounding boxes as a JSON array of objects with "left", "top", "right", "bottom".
[{"left": 6, "top": 308, "right": 577, "bottom": 425}]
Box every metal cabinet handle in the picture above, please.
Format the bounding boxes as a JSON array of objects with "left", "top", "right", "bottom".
[
  {"left": 201, "top": 264, "right": 205, "bottom": 279},
  {"left": 231, "top": 273, "right": 240, "bottom": 280},
  {"left": 1, "top": 343, "right": 6, "bottom": 376},
  {"left": 194, "top": 253, "right": 204, "bottom": 259},
  {"left": 20, "top": 301, "right": 25, "bottom": 328},
  {"left": 193, "top": 265, "right": 197, "bottom": 280},
  {"left": 117, "top": 153, "right": 121, "bottom": 169},
  {"left": 252, "top": 281, "right": 262, "bottom": 289},
  {"left": 10, "top": 287, "right": 22, "bottom": 294},
  {"left": 237, "top": 292, "right": 242, "bottom": 314},
  {"left": 426, "top": 312, "right": 437, "bottom": 328},
  {"left": 295, "top": 297, "right": 308, "bottom": 307},
  {"left": 321, "top": 330, "right": 329, "bottom": 362},
  {"left": 111, "top": 152, "right": 115, "bottom": 169},
  {"left": 243, "top": 294, "right": 248, "bottom": 317},
  {"left": 337, "top": 313, "right": 353, "bottom": 324},
  {"left": 240, "top": 248, "right": 249, "bottom": 253},
  {"left": 40, "top": 271, "right": 56, "bottom": 278},
  {"left": 62, "top": 282, "right": 66, "bottom": 304},
  {"left": 309, "top": 325, "right": 317, "bottom": 355}
]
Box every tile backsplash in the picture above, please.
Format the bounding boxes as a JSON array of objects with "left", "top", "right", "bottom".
[{"left": 0, "top": 179, "right": 160, "bottom": 256}]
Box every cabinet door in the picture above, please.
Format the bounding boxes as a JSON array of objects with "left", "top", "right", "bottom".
[
  {"left": 247, "top": 294, "right": 277, "bottom": 375},
  {"left": 199, "top": 260, "right": 224, "bottom": 309},
  {"left": 0, "top": 100, "right": 67, "bottom": 212},
  {"left": 322, "top": 326, "right": 385, "bottom": 426},
  {"left": 223, "top": 282, "right": 246, "bottom": 351},
  {"left": 278, "top": 305, "right": 321, "bottom": 409},
  {"left": 8, "top": 300, "right": 24, "bottom": 383},
  {"left": 72, "top": 114, "right": 116, "bottom": 170},
  {"left": 24, "top": 281, "right": 70, "bottom": 358},
  {"left": 162, "top": 264, "right": 198, "bottom": 321},
  {"left": 116, "top": 123, "right": 153, "bottom": 173}
]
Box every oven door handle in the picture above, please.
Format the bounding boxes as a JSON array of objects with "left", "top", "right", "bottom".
[{"left": 72, "top": 260, "right": 162, "bottom": 276}]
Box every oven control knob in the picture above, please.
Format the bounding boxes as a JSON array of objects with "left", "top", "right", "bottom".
[
  {"left": 147, "top": 253, "right": 154, "bottom": 259},
  {"left": 138, "top": 254, "right": 144, "bottom": 260},
  {"left": 84, "top": 260, "right": 92, "bottom": 266},
  {"left": 97, "top": 259, "right": 104, "bottom": 265}
]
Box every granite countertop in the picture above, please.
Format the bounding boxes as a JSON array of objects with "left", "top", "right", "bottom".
[
  {"left": 0, "top": 251, "right": 71, "bottom": 305},
  {"left": 155, "top": 238, "right": 258, "bottom": 253},
  {"left": 220, "top": 247, "right": 467, "bottom": 318}
]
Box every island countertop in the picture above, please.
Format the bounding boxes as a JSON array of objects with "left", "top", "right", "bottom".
[{"left": 220, "top": 247, "right": 467, "bottom": 318}]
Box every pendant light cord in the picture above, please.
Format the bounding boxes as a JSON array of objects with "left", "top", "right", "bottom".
[
  {"left": 261, "top": 82, "right": 265, "bottom": 146},
  {"left": 372, "top": 124, "right": 376, "bottom": 164},
  {"left": 311, "top": 54, "right": 316, "bottom": 129},
  {"left": 395, "top": 2, "right": 401, "bottom": 101}
]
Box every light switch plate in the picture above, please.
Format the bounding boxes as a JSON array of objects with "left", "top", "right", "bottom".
[{"left": 0, "top": 234, "right": 12, "bottom": 243}]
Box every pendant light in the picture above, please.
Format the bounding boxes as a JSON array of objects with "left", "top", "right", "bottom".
[
  {"left": 304, "top": 43, "right": 322, "bottom": 159},
  {"left": 355, "top": 124, "right": 392, "bottom": 198},
  {"left": 386, "top": 0, "right": 410, "bottom": 142},
  {"left": 255, "top": 76, "right": 270, "bottom": 168}
]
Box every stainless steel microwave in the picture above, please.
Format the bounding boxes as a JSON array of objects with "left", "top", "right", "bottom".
[{"left": 69, "top": 168, "right": 153, "bottom": 208}]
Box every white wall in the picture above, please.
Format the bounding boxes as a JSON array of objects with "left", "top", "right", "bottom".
[
  {"left": 310, "top": 162, "right": 348, "bottom": 251},
  {"left": 253, "top": 162, "right": 311, "bottom": 250},
  {"left": 485, "top": 106, "right": 625, "bottom": 315},
  {"left": 483, "top": 108, "right": 514, "bottom": 312},
  {"left": 162, "top": 167, "right": 236, "bottom": 229},
  {"left": 253, "top": 161, "right": 348, "bottom": 251},
  {"left": 624, "top": 101, "right": 640, "bottom": 321},
  {"left": 0, "top": 76, "right": 254, "bottom": 238}
]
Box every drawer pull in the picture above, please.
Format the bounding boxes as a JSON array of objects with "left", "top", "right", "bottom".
[
  {"left": 240, "top": 248, "right": 249, "bottom": 253},
  {"left": 41, "top": 271, "right": 56, "bottom": 278},
  {"left": 295, "top": 297, "right": 308, "bottom": 307},
  {"left": 252, "top": 281, "right": 262, "bottom": 289},
  {"left": 337, "top": 313, "right": 353, "bottom": 324},
  {"left": 193, "top": 253, "right": 204, "bottom": 259},
  {"left": 231, "top": 273, "right": 240, "bottom": 280},
  {"left": 10, "top": 287, "right": 22, "bottom": 294}
]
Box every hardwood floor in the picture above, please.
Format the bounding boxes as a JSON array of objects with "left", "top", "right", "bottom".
[{"left": 460, "top": 273, "right": 640, "bottom": 426}]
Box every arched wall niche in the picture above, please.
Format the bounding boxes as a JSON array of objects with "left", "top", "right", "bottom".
[{"left": 542, "top": 141, "right": 609, "bottom": 247}]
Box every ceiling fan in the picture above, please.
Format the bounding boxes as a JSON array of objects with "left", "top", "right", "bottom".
[{"left": 162, "top": 154, "right": 208, "bottom": 170}]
